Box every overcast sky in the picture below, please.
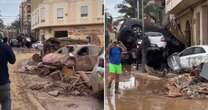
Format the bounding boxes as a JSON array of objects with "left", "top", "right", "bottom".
[
  {"left": 0, "top": 0, "right": 123, "bottom": 25},
  {"left": 0, "top": 0, "right": 21, "bottom": 25},
  {"left": 105, "top": 0, "right": 123, "bottom": 17}
]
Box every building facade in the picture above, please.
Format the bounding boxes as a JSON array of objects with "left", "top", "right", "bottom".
[
  {"left": 166, "top": 0, "right": 208, "bottom": 46},
  {"left": 31, "top": 0, "right": 104, "bottom": 45},
  {"left": 20, "top": 0, "right": 31, "bottom": 34}
]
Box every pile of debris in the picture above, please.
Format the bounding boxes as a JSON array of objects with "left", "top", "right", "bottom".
[
  {"left": 166, "top": 64, "right": 208, "bottom": 99},
  {"left": 21, "top": 59, "right": 92, "bottom": 97}
]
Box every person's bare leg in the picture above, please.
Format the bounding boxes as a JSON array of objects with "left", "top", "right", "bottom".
[
  {"left": 108, "top": 74, "right": 115, "bottom": 89},
  {"left": 115, "top": 74, "right": 120, "bottom": 94}
]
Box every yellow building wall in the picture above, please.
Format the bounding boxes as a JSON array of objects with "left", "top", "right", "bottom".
[
  {"left": 31, "top": 0, "right": 104, "bottom": 46},
  {"left": 39, "top": 24, "right": 104, "bottom": 46},
  {"left": 32, "top": 0, "right": 103, "bottom": 29}
]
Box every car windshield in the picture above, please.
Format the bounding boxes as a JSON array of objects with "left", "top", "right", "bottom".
[{"left": 145, "top": 32, "right": 162, "bottom": 37}]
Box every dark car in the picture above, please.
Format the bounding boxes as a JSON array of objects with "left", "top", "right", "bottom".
[{"left": 117, "top": 19, "right": 185, "bottom": 70}]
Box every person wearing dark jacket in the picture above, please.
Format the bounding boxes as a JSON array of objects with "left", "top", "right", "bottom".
[{"left": 0, "top": 41, "right": 16, "bottom": 110}]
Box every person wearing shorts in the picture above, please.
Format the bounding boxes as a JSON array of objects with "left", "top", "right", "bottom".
[{"left": 107, "top": 41, "right": 127, "bottom": 93}]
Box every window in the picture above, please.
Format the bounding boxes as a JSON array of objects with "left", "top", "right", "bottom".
[
  {"left": 98, "top": 58, "right": 104, "bottom": 67},
  {"left": 40, "top": 7, "right": 45, "bottom": 22},
  {"left": 27, "top": 5, "right": 31, "bottom": 13},
  {"left": 145, "top": 32, "right": 163, "bottom": 37},
  {"left": 193, "top": 47, "right": 206, "bottom": 54},
  {"left": 81, "top": 6, "right": 88, "bottom": 17},
  {"left": 57, "top": 49, "right": 63, "bottom": 54},
  {"left": 180, "top": 47, "right": 206, "bottom": 57},
  {"left": 54, "top": 31, "right": 68, "bottom": 38},
  {"left": 37, "top": 11, "right": 39, "bottom": 23},
  {"left": 67, "top": 46, "right": 74, "bottom": 53},
  {"left": 35, "top": 12, "right": 38, "bottom": 24},
  {"left": 179, "top": 48, "right": 194, "bottom": 57},
  {"left": 196, "top": 12, "right": 200, "bottom": 44},
  {"left": 78, "top": 47, "right": 89, "bottom": 56},
  {"left": 57, "top": 47, "right": 67, "bottom": 54},
  {"left": 57, "top": 8, "right": 64, "bottom": 19},
  {"left": 102, "top": 4, "right": 104, "bottom": 15}
]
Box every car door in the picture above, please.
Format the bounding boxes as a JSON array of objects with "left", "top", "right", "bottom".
[
  {"left": 88, "top": 46, "right": 101, "bottom": 69},
  {"left": 179, "top": 47, "right": 195, "bottom": 69},
  {"left": 190, "top": 47, "right": 208, "bottom": 66},
  {"left": 76, "top": 46, "right": 92, "bottom": 71}
]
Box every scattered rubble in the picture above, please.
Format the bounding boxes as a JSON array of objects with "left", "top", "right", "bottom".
[
  {"left": 48, "top": 90, "right": 59, "bottom": 97},
  {"left": 166, "top": 66, "right": 208, "bottom": 99},
  {"left": 21, "top": 57, "right": 92, "bottom": 97},
  {"left": 32, "top": 53, "right": 42, "bottom": 62},
  {"left": 30, "top": 84, "right": 44, "bottom": 90}
]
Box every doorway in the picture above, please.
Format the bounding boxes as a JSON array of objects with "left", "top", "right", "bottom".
[{"left": 185, "top": 21, "right": 191, "bottom": 46}]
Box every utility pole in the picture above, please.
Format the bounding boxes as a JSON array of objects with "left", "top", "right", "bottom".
[
  {"left": 136, "top": 0, "right": 146, "bottom": 72},
  {"left": 136, "top": 0, "right": 140, "bottom": 70},
  {"left": 137, "top": 0, "right": 140, "bottom": 19},
  {"left": 141, "top": 0, "right": 146, "bottom": 72}
]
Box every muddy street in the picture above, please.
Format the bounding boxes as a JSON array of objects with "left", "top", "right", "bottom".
[
  {"left": 106, "top": 72, "right": 208, "bottom": 110},
  {"left": 9, "top": 48, "right": 103, "bottom": 110},
  {"left": 10, "top": 49, "right": 40, "bottom": 110}
]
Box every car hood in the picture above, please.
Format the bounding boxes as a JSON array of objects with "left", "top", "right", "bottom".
[{"left": 42, "top": 53, "right": 67, "bottom": 64}]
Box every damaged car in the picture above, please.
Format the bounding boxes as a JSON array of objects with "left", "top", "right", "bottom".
[
  {"left": 117, "top": 18, "right": 185, "bottom": 70},
  {"left": 145, "top": 32, "right": 167, "bottom": 50},
  {"left": 168, "top": 45, "right": 208, "bottom": 72},
  {"left": 42, "top": 44, "right": 102, "bottom": 71},
  {"left": 90, "top": 51, "right": 104, "bottom": 98}
]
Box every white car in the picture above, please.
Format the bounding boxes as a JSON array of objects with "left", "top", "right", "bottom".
[
  {"left": 90, "top": 52, "right": 104, "bottom": 94},
  {"left": 93, "top": 52, "right": 104, "bottom": 73},
  {"left": 145, "top": 32, "right": 167, "bottom": 49},
  {"left": 32, "top": 41, "right": 43, "bottom": 50},
  {"left": 168, "top": 45, "right": 208, "bottom": 71}
]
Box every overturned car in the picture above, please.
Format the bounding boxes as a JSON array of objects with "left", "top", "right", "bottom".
[{"left": 117, "top": 19, "right": 185, "bottom": 70}]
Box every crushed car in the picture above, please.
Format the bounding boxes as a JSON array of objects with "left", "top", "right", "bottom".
[
  {"left": 117, "top": 18, "right": 185, "bottom": 70},
  {"left": 168, "top": 45, "right": 208, "bottom": 72},
  {"left": 42, "top": 44, "right": 102, "bottom": 71}
]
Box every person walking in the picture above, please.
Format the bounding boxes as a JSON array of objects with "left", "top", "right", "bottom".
[
  {"left": 107, "top": 40, "right": 127, "bottom": 94},
  {"left": 0, "top": 37, "right": 16, "bottom": 110}
]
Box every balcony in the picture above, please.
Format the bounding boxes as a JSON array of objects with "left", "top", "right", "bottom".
[{"left": 166, "top": 0, "right": 201, "bottom": 14}]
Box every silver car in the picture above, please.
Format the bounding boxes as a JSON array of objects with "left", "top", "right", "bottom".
[{"left": 168, "top": 45, "right": 208, "bottom": 72}]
